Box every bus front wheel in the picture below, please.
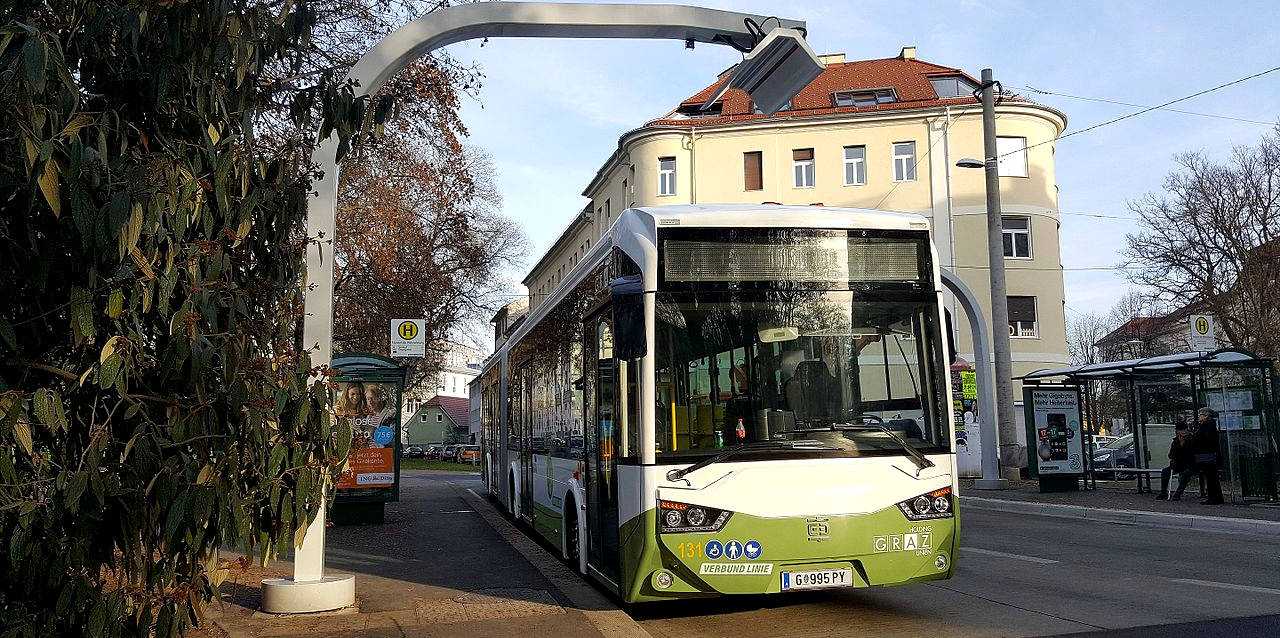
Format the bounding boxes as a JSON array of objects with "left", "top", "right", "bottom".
[{"left": 564, "top": 498, "right": 580, "bottom": 569}]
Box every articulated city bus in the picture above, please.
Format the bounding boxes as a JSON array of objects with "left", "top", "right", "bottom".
[{"left": 475, "top": 205, "right": 958, "bottom": 603}]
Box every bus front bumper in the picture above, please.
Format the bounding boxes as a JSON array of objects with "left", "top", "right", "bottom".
[{"left": 624, "top": 505, "right": 957, "bottom": 602}]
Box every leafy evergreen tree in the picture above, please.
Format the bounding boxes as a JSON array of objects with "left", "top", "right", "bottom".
[{"left": 0, "top": 2, "right": 367, "bottom": 634}]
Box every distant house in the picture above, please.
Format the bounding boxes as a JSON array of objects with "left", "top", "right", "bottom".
[{"left": 404, "top": 395, "right": 472, "bottom": 446}]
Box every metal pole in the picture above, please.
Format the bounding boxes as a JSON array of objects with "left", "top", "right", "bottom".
[
  {"left": 941, "top": 270, "right": 1006, "bottom": 489},
  {"left": 979, "top": 68, "right": 1021, "bottom": 479}
]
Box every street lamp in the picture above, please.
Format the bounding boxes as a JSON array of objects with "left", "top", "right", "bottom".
[
  {"left": 275, "top": 2, "right": 818, "bottom": 615},
  {"left": 955, "top": 157, "right": 984, "bottom": 169}
]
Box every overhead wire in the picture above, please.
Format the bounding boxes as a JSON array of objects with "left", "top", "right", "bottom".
[
  {"left": 1020, "top": 85, "right": 1277, "bottom": 127},
  {"left": 994, "top": 65, "right": 1280, "bottom": 161}
]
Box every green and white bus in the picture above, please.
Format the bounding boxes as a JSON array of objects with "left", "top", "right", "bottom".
[{"left": 475, "top": 205, "right": 958, "bottom": 603}]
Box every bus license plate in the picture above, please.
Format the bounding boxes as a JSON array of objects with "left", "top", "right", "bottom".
[{"left": 781, "top": 568, "right": 853, "bottom": 591}]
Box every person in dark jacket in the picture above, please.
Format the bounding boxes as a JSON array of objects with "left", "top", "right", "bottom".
[
  {"left": 1158, "top": 420, "right": 1196, "bottom": 500},
  {"left": 1191, "top": 407, "right": 1225, "bottom": 504}
]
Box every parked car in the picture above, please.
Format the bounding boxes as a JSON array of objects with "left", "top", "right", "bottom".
[
  {"left": 404, "top": 445, "right": 425, "bottom": 458},
  {"left": 426, "top": 444, "right": 445, "bottom": 460},
  {"left": 458, "top": 445, "right": 481, "bottom": 464},
  {"left": 442, "top": 444, "right": 462, "bottom": 461},
  {"left": 1090, "top": 435, "right": 1119, "bottom": 451},
  {"left": 1090, "top": 425, "right": 1177, "bottom": 479}
]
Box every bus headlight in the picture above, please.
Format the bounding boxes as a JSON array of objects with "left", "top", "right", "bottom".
[
  {"left": 896, "top": 487, "right": 953, "bottom": 521},
  {"left": 659, "top": 500, "right": 732, "bottom": 533}
]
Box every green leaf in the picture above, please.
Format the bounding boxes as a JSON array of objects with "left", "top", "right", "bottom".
[
  {"left": 22, "top": 34, "right": 46, "bottom": 93},
  {"left": 32, "top": 388, "right": 67, "bottom": 432},
  {"left": 13, "top": 420, "right": 33, "bottom": 456},
  {"left": 99, "top": 354, "right": 121, "bottom": 389},
  {"left": 0, "top": 317, "right": 16, "bottom": 353},
  {"left": 38, "top": 157, "right": 61, "bottom": 218},
  {"left": 70, "top": 286, "right": 95, "bottom": 342},
  {"left": 106, "top": 289, "right": 124, "bottom": 318},
  {"left": 65, "top": 471, "right": 89, "bottom": 513}
]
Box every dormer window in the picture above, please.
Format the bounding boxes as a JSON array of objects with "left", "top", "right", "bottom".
[
  {"left": 833, "top": 89, "right": 896, "bottom": 107},
  {"left": 674, "top": 101, "right": 722, "bottom": 118},
  {"left": 930, "top": 75, "right": 979, "bottom": 99}
]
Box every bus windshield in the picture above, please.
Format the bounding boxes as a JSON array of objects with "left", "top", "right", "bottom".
[{"left": 654, "top": 290, "right": 950, "bottom": 459}]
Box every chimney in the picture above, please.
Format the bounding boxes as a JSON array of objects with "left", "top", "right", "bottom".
[
  {"left": 899, "top": 45, "right": 917, "bottom": 60},
  {"left": 817, "top": 53, "right": 846, "bottom": 66}
]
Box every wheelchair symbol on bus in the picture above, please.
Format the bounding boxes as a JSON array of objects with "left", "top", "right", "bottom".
[{"left": 704, "top": 540, "right": 724, "bottom": 559}]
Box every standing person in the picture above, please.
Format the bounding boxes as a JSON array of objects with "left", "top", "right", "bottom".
[
  {"left": 1161, "top": 420, "right": 1196, "bottom": 500},
  {"left": 1192, "top": 407, "right": 1225, "bottom": 504}
]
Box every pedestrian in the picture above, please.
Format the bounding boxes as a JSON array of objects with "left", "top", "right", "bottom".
[
  {"left": 1191, "top": 407, "right": 1225, "bottom": 504},
  {"left": 1159, "top": 420, "right": 1196, "bottom": 500}
]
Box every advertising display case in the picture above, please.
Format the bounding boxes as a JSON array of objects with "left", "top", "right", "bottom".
[{"left": 332, "top": 354, "right": 406, "bottom": 523}]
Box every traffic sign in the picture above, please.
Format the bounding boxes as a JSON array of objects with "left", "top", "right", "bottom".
[
  {"left": 1188, "top": 314, "right": 1215, "bottom": 352},
  {"left": 390, "top": 319, "right": 425, "bottom": 357}
]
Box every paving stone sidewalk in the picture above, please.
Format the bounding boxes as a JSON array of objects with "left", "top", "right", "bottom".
[{"left": 200, "top": 471, "right": 647, "bottom": 638}]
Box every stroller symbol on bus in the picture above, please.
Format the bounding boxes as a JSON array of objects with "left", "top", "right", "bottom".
[{"left": 725, "top": 540, "right": 744, "bottom": 560}]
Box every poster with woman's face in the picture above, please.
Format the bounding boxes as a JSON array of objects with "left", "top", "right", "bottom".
[{"left": 336, "top": 380, "right": 399, "bottom": 490}]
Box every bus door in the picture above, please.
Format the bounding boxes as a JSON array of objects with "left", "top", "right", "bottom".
[
  {"left": 520, "top": 369, "right": 534, "bottom": 521},
  {"left": 584, "top": 309, "right": 621, "bottom": 585}
]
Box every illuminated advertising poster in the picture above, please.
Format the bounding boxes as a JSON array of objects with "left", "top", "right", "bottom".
[
  {"left": 1024, "top": 386, "right": 1085, "bottom": 476},
  {"left": 335, "top": 380, "right": 399, "bottom": 489}
]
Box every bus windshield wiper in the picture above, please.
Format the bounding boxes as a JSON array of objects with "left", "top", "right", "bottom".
[
  {"left": 840, "top": 418, "right": 935, "bottom": 473},
  {"left": 665, "top": 441, "right": 805, "bottom": 482}
]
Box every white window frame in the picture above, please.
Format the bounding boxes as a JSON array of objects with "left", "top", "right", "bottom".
[
  {"left": 997, "top": 136, "right": 1029, "bottom": 178},
  {"left": 437, "top": 413, "right": 444, "bottom": 422},
  {"left": 792, "top": 149, "right": 815, "bottom": 188},
  {"left": 1001, "top": 215, "right": 1033, "bottom": 259},
  {"left": 1008, "top": 296, "right": 1040, "bottom": 339},
  {"left": 843, "top": 145, "right": 867, "bottom": 186},
  {"left": 658, "top": 157, "right": 677, "bottom": 196},
  {"left": 892, "top": 141, "right": 917, "bottom": 182}
]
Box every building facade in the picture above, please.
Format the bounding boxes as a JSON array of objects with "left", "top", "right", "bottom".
[
  {"left": 523, "top": 47, "right": 1071, "bottom": 386},
  {"left": 404, "top": 395, "right": 472, "bottom": 446}
]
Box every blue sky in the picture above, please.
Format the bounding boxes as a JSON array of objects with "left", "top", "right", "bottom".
[{"left": 444, "top": 0, "right": 1280, "bottom": 317}]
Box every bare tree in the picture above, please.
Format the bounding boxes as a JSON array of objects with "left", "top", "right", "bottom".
[{"left": 1124, "top": 126, "right": 1280, "bottom": 360}]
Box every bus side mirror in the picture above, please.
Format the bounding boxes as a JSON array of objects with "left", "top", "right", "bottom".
[
  {"left": 944, "top": 308, "right": 958, "bottom": 364},
  {"left": 610, "top": 275, "right": 647, "bottom": 360}
]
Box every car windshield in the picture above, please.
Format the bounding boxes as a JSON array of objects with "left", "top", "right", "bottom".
[
  {"left": 1099, "top": 434, "right": 1132, "bottom": 450},
  {"left": 654, "top": 290, "right": 949, "bottom": 459}
]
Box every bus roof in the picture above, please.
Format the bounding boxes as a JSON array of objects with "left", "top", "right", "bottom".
[{"left": 631, "top": 204, "right": 930, "bottom": 232}]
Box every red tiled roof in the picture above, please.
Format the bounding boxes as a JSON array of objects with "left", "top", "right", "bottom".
[
  {"left": 427, "top": 395, "right": 470, "bottom": 428},
  {"left": 648, "top": 56, "right": 1005, "bottom": 128}
]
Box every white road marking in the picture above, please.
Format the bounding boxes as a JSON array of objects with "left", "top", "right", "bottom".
[
  {"left": 962, "top": 547, "right": 1059, "bottom": 564},
  {"left": 437, "top": 509, "right": 476, "bottom": 514},
  {"left": 1169, "top": 578, "right": 1280, "bottom": 595}
]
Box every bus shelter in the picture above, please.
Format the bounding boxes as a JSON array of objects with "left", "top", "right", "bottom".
[{"left": 1021, "top": 349, "right": 1278, "bottom": 502}]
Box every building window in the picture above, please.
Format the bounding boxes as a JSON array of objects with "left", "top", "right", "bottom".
[
  {"left": 833, "top": 89, "right": 896, "bottom": 107},
  {"left": 997, "top": 136, "right": 1028, "bottom": 177},
  {"left": 743, "top": 151, "right": 763, "bottom": 191},
  {"left": 1007, "top": 296, "right": 1038, "bottom": 338},
  {"left": 792, "top": 148, "right": 815, "bottom": 188},
  {"left": 892, "top": 141, "right": 917, "bottom": 181},
  {"left": 843, "top": 145, "right": 866, "bottom": 185},
  {"left": 437, "top": 413, "right": 444, "bottom": 422},
  {"left": 930, "top": 76, "right": 978, "bottom": 99},
  {"left": 658, "top": 157, "right": 676, "bottom": 196},
  {"left": 605, "top": 199, "right": 610, "bottom": 219},
  {"left": 421, "top": 414, "right": 428, "bottom": 422},
  {"left": 1002, "top": 216, "right": 1032, "bottom": 258}
]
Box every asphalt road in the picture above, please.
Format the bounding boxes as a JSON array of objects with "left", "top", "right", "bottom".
[{"left": 336, "top": 472, "right": 1280, "bottom": 638}]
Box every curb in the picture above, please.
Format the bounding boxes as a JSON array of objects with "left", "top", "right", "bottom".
[
  {"left": 961, "top": 495, "right": 1280, "bottom": 536},
  {"left": 456, "top": 483, "right": 653, "bottom": 638}
]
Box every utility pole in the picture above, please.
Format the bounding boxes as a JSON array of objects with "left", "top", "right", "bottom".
[{"left": 978, "top": 68, "right": 1022, "bottom": 480}]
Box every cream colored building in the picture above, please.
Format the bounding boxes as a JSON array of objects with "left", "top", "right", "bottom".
[{"left": 522, "top": 47, "right": 1071, "bottom": 384}]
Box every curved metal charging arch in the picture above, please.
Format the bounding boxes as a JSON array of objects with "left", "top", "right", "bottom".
[
  {"left": 941, "top": 269, "right": 1008, "bottom": 490},
  {"left": 272, "top": 2, "right": 812, "bottom": 615}
]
